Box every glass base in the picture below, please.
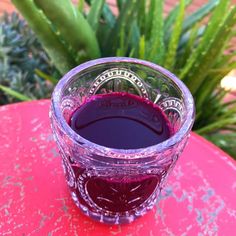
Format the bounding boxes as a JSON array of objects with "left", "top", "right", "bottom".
[{"left": 70, "top": 189, "right": 160, "bottom": 224}]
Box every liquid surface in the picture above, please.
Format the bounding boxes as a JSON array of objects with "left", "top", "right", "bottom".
[{"left": 70, "top": 93, "right": 171, "bottom": 149}]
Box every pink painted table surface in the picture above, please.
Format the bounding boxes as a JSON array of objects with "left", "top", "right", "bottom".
[{"left": 0, "top": 100, "right": 235, "bottom": 236}]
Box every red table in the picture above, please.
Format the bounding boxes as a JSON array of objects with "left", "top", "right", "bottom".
[{"left": 0, "top": 100, "right": 236, "bottom": 236}]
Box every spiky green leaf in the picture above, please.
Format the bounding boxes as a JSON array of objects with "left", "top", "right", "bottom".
[
  {"left": 164, "top": 0, "right": 191, "bottom": 40},
  {"left": 145, "top": 0, "right": 156, "bottom": 38},
  {"left": 87, "top": 0, "right": 105, "bottom": 32},
  {"left": 182, "top": 0, "right": 219, "bottom": 33},
  {"left": 197, "top": 117, "right": 236, "bottom": 134},
  {"left": 137, "top": 0, "right": 146, "bottom": 32},
  {"left": 0, "top": 85, "right": 32, "bottom": 101},
  {"left": 184, "top": 6, "right": 236, "bottom": 94},
  {"left": 35, "top": 68, "right": 57, "bottom": 84},
  {"left": 78, "top": 0, "right": 84, "bottom": 13},
  {"left": 34, "top": 0, "right": 100, "bottom": 63},
  {"left": 105, "top": 0, "right": 138, "bottom": 55},
  {"left": 180, "top": 0, "right": 230, "bottom": 81},
  {"left": 176, "top": 23, "right": 200, "bottom": 69},
  {"left": 12, "top": 0, "right": 77, "bottom": 74},
  {"left": 164, "top": 0, "right": 185, "bottom": 70},
  {"left": 148, "top": 0, "right": 165, "bottom": 65},
  {"left": 86, "top": 0, "right": 116, "bottom": 28},
  {"left": 102, "top": 2, "right": 116, "bottom": 28},
  {"left": 116, "top": 0, "right": 126, "bottom": 11},
  {"left": 139, "top": 35, "right": 146, "bottom": 59}
]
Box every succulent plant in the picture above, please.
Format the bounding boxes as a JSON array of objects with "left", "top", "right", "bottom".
[{"left": 0, "top": 12, "right": 57, "bottom": 104}]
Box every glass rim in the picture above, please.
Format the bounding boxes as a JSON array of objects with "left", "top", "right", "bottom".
[{"left": 51, "top": 57, "right": 195, "bottom": 157}]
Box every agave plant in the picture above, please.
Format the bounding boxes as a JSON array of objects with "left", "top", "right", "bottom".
[
  {"left": 0, "top": 12, "right": 57, "bottom": 104},
  {"left": 8, "top": 0, "right": 236, "bottom": 157}
]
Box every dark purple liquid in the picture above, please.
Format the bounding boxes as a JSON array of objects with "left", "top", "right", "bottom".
[
  {"left": 70, "top": 93, "right": 171, "bottom": 149},
  {"left": 68, "top": 93, "right": 172, "bottom": 215}
]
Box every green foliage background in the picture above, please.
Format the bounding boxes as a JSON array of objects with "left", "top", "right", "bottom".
[{"left": 0, "top": 0, "right": 235, "bottom": 157}]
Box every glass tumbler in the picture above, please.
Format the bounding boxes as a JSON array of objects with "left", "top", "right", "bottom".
[{"left": 50, "top": 57, "right": 195, "bottom": 224}]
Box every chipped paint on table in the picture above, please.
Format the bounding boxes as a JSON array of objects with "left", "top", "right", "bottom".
[{"left": 0, "top": 100, "right": 235, "bottom": 236}]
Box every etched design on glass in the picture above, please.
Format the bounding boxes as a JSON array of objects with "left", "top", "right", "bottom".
[
  {"left": 60, "top": 98, "right": 77, "bottom": 123},
  {"left": 159, "top": 97, "right": 184, "bottom": 116},
  {"left": 159, "top": 97, "right": 185, "bottom": 131},
  {"left": 60, "top": 148, "right": 77, "bottom": 189},
  {"left": 77, "top": 169, "right": 163, "bottom": 216},
  {"left": 88, "top": 68, "right": 149, "bottom": 98}
]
